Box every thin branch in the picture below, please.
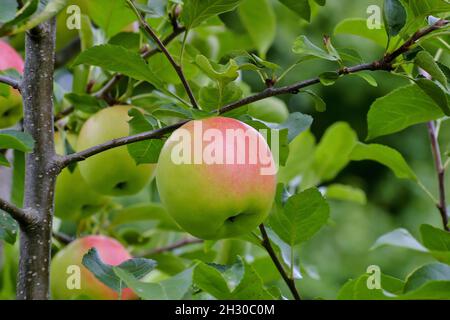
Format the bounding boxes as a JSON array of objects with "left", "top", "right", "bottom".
[
  {"left": 52, "top": 231, "right": 74, "bottom": 245},
  {"left": 60, "top": 120, "right": 188, "bottom": 166},
  {"left": 54, "top": 105, "right": 75, "bottom": 122},
  {"left": 427, "top": 121, "right": 449, "bottom": 231},
  {"left": 126, "top": 0, "right": 199, "bottom": 109},
  {"left": 138, "top": 238, "right": 203, "bottom": 257},
  {"left": 59, "top": 19, "right": 449, "bottom": 169},
  {"left": 385, "top": 19, "right": 449, "bottom": 64},
  {"left": 0, "top": 75, "right": 21, "bottom": 91},
  {"left": 0, "top": 198, "right": 35, "bottom": 226},
  {"left": 54, "top": 37, "right": 81, "bottom": 69},
  {"left": 92, "top": 27, "right": 186, "bottom": 101},
  {"left": 259, "top": 224, "right": 301, "bottom": 300}
]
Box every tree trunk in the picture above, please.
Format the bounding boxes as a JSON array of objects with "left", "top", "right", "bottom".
[{"left": 17, "top": 19, "right": 57, "bottom": 300}]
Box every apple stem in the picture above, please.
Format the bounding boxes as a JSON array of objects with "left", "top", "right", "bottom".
[{"left": 259, "top": 224, "right": 302, "bottom": 300}]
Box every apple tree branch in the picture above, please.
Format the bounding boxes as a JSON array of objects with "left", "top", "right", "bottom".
[{"left": 59, "top": 20, "right": 449, "bottom": 169}]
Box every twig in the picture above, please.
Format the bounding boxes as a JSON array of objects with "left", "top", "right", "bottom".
[
  {"left": 54, "top": 37, "right": 81, "bottom": 69},
  {"left": 52, "top": 231, "right": 74, "bottom": 245},
  {"left": 60, "top": 120, "right": 188, "bottom": 166},
  {"left": 54, "top": 105, "right": 75, "bottom": 122},
  {"left": 0, "top": 197, "right": 35, "bottom": 226},
  {"left": 0, "top": 75, "right": 21, "bottom": 91},
  {"left": 427, "top": 121, "right": 449, "bottom": 231},
  {"left": 259, "top": 224, "right": 301, "bottom": 300},
  {"left": 138, "top": 238, "right": 203, "bottom": 257},
  {"left": 92, "top": 27, "right": 186, "bottom": 101},
  {"left": 126, "top": 0, "right": 199, "bottom": 109},
  {"left": 59, "top": 19, "right": 449, "bottom": 168}
]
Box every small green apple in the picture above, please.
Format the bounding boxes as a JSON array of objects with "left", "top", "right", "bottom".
[
  {"left": 50, "top": 235, "right": 136, "bottom": 300},
  {"left": 156, "top": 117, "right": 277, "bottom": 240},
  {"left": 0, "top": 40, "right": 24, "bottom": 129},
  {"left": 54, "top": 133, "right": 109, "bottom": 221},
  {"left": 77, "top": 105, "right": 156, "bottom": 196},
  {"left": 248, "top": 97, "right": 289, "bottom": 124}
]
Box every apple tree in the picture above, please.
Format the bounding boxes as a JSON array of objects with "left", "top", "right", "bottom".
[{"left": 0, "top": 0, "right": 449, "bottom": 300}]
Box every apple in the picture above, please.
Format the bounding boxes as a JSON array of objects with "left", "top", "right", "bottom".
[
  {"left": 248, "top": 97, "right": 289, "bottom": 124},
  {"left": 50, "top": 235, "right": 136, "bottom": 300},
  {"left": 0, "top": 40, "right": 24, "bottom": 129},
  {"left": 77, "top": 105, "right": 156, "bottom": 196},
  {"left": 156, "top": 117, "right": 277, "bottom": 240},
  {"left": 54, "top": 133, "right": 109, "bottom": 221}
]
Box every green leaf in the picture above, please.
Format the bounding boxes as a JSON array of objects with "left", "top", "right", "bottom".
[
  {"left": 278, "top": 0, "right": 311, "bottom": 22},
  {"left": 182, "top": 0, "right": 244, "bottom": 29},
  {"left": 267, "top": 112, "right": 313, "bottom": 142},
  {"left": 319, "top": 71, "right": 340, "bottom": 86},
  {"left": 278, "top": 130, "right": 316, "bottom": 184},
  {"left": 109, "top": 32, "right": 141, "bottom": 51},
  {"left": 193, "top": 262, "right": 231, "bottom": 299},
  {"left": 88, "top": 0, "right": 136, "bottom": 38},
  {"left": 324, "top": 184, "right": 367, "bottom": 205},
  {"left": 0, "top": 0, "right": 17, "bottom": 23},
  {"left": 312, "top": 122, "right": 358, "bottom": 182},
  {"left": 383, "top": 0, "right": 407, "bottom": 37},
  {"left": 371, "top": 228, "right": 428, "bottom": 252},
  {"left": 195, "top": 55, "right": 239, "bottom": 86},
  {"left": 199, "top": 82, "right": 243, "bottom": 112},
  {"left": 82, "top": 248, "right": 157, "bottom": 292},
  {"left": 193, "top": 258, "right": 275, "bottom": 300},
  {"left": 73, "top": 44, "right": 163, "bottom": 89},
  {"left": 338, "top": 274, "right": 402, "bottom": 300},
  {"left": 334, "top": 18, "right": 388, "bottom": 48},
  {"left": 415, "top": 51, "right": 447, "bottom": 87},
  {"left": 64, "top": 93, "right": 106, "bottom": 114},
  {"left": 420, "top": 224, "right": 450, "bottom": 252},
  {"left": 114, "top": 267, "right": 193, "bottom": 300},
  {"left": 349, "top": 143, "right": 417, "bottom": 181},
  {"left": 238, "top": 0, "right": 276, "bottom": 58},
  {"left": 0, "top": 211, "right": 18, "bottom": 244},
  {"left": 367, "top": 84, "right": 445, "bottom": 140},
  {"left": 406, "top": 0, "right": 450, "bottom": 17},
  {"left": 404, "top": 263, "right": 450, "bottom": 293},
  {"left": 5, "top": 0, "right": 68, "bottom": 36},
  {"left": 127, "top": 109, "right": 163, "bottom": 164},
  {"left": 229, "top": 258, "right": 275, "bottom": 299},
  {"left": 301, "top": 90, "right": 326, "bottom": 112},
  {"left": 0, "top": 153, "right": 9, "bottom": 167},
  {"left": 292, "top": 36, "right": 339, "bottom": 61},
  {"left": 270, "top": 188, "right": 330, "bottom": 246},
  {"left": 353, "top": 72, "right": 378, "bottom": 87},
  {"left": 0, "top": 130, "right": 34, "bottom": 153},
  {"left": 0, "top": 0, "right": 39, "bottom": 35},
  {"left": 400, "top": 281, "right": 450, "bottom": 299},
  {"left": 414, "top": 78, "right": 450, "bottom": 116},
  {"left": 11, "top": 150, "right": 25, "bottom": 207}
]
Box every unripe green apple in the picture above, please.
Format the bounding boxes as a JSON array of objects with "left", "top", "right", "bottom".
[
  {"left": 248, "top": 97, "right": 289, "bottom": 124},
  {"left": 50, "top": 235, "right": 136, "bottom": 300},
  {"left": 54, "top": 133, "right": 109, "bottom": 221},
  {"left": 77, "top": 106, "right": 156, "bottom": 196},
  {"left": 156, "top": 117, "right": 277, "bottom": 240},
  {"left": 0, "top": 40, "right": 23, "bottom": 129}
]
